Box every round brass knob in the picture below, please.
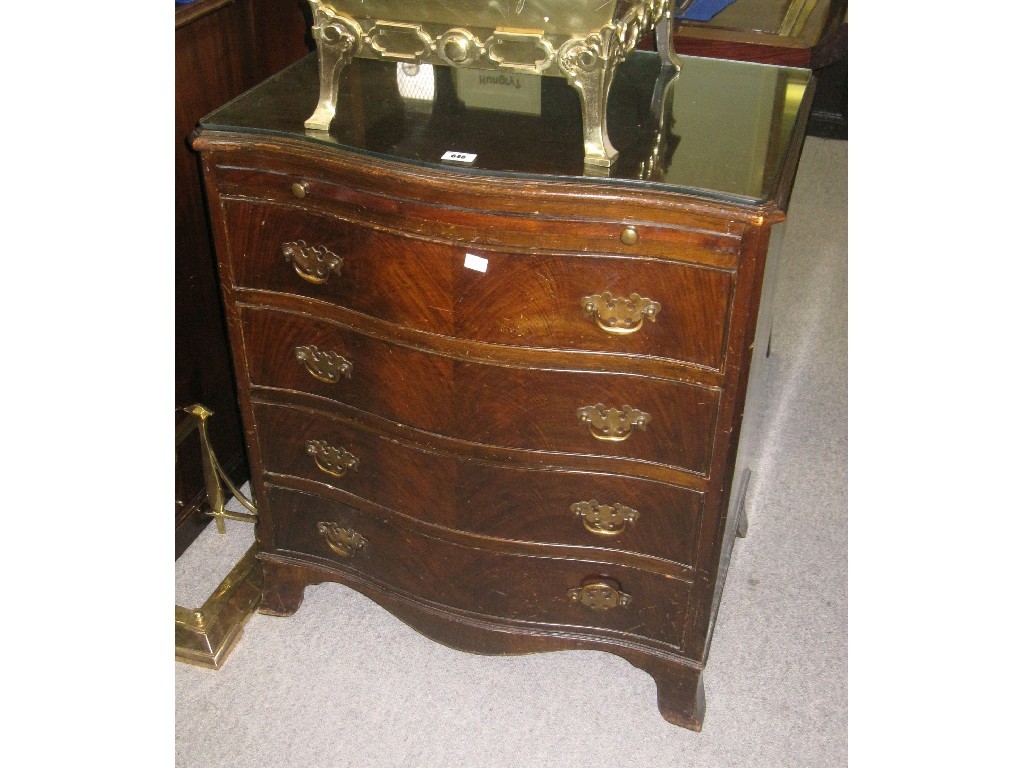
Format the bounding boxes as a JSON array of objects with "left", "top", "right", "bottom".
[
  {"left": 620, "top": 226, "right": 639, "bottom": 246},
  {"left": 291, "top": 181, "right": 309, "bottom": 199},
  {"left": 444, "top": 38, "right": 470, "bottom": 63}
]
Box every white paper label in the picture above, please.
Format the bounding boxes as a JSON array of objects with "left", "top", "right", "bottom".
[
  {"left": 464, "top": 253, "right": 488, "bottom": 273},
  {"left": 441, "top": 150, "right": 477, "bottom": 164}
]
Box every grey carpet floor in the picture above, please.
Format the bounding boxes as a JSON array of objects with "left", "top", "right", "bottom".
[{"left": 176, "top": 136, "right": 848, "bottom": 767}]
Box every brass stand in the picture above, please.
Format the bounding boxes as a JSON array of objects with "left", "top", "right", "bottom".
[
  {"left": 303, "top": 0, "right": 689, "bottom": 168},
  {"left": 175, "top": 404, "right": 261, "bottom": 670}
]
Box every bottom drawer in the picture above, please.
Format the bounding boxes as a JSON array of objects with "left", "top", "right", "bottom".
[{"left": 266, "top": 484, "right": 692, "bottom": 649}]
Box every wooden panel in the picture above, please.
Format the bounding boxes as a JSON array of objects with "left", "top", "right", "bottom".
[
  {"left": 175, "top": 0, "right": 258, "bottom": 555},
  {"left": 241, "top": 306, "right": 455, "bottom": 432},
  {"left": 453, "top": 364, "right": 717, "bottom": 475}
]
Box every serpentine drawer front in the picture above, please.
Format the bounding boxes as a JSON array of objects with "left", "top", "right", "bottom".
[
  {"left": 222, "top": 199, "right": 735, "bottom": 371},
  {"left": 195, "top": 51, "right": 813, "bottom": 731}
]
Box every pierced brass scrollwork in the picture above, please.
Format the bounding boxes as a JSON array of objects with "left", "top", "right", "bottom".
[
  {"left": 582, "top": 292, "right": 661, "bottom": 335},
  {"left": 577, "top": 404, "right": 650, "bottom": 442},
  {"left": 568, "top": 579, "right": 632, "bottom": 610},
  {"left": 295, "top": 345, "right": 353, "bottom": 383},
  {"left": 367, "top": 21, "right": 434, "bottom": 60},
  {"left": 571, "top": 500, "right": 639, "bottom": 536},
  {"left": 306, "top": 439, "right": 359, "bottom": 477},
  {"left": 282, "top": 240, "right": 344, "bottom": 285},
  {"left": 317, "top": 521, "right": 367, "bottom": 558}
]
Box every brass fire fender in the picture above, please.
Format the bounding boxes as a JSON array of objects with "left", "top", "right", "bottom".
[
  {"left": 175, "top": 404, "right": 261, "bottom": 670},
  {"left": 303, "top": 0, "right": 693, "bottom": 168}
]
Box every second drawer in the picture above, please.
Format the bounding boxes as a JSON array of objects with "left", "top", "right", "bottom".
[{"left": 242, "top": 306, "right": 719, "bottom": 475}]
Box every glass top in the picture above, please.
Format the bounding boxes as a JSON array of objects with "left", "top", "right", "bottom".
[{"left": 200, "top": 52, "right": 811, "bottom": 206}]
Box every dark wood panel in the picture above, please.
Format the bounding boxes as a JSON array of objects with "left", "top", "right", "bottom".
[
  {"left": 453, "top": 364, "right": 718, "bottom": 475},
  {"left": 248, "top": 0, "right": 314, "bottom": 80},
  {"left": 175, "top": 0, "right": 259, "bottom": 555},
  {"left": 223, "top": 200, "right": 457, "bottom": 336},
  {"left": 241, "top": 306, "right": 455, "bottom": 433},
  {"left": 175, "top": 0, "right": 313, "bottom": 556}
]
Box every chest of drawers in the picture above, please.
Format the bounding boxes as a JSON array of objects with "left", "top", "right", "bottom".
[{"left": 194, "top": 51, "right": 813, "bottom": 731}]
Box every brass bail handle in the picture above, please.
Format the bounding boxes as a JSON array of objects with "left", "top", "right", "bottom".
[
  {"left": 568, "top": 578, "right": 632, "bottom": 610},
  {"left": 581, "top": 292, "right": 661, "bottom": 336},
  {"left": 576, "top": 404, "right": 650, "bottom": 442},
  {"left": 318, "top": 521, "right": 367, "bottom": 558},
  {"left": 282, "top": 240, "right": 344, "bottom": 285}
]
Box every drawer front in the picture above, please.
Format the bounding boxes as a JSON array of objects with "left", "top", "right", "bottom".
[
  {"left": 268, "top": 484, "right": 692, "bottom": 648},
  {"left": 244, "top": 308, "right": 718, "bottom": 474},
  {"left": 223, "top": 200, "right": 733, "bottom": 370},
  {"left": 241, "top": 306, "right": 455, "bottom": 434},
  {"left": 253, "top": 401, "right": 704, "bottom": 569}
]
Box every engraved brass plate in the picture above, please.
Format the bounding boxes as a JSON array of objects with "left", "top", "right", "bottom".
[
  {"left": 306, "top": 439, "right": 359, "bottom": 477},
  {"left": 318, "top": 521, "right": 367, "bottom": 557},
  {"left": 484, "top": 30, "right": 555, "bottom": 73},
  {"left": 282, "top": 240, "right": 344, "bottom": 284},
  {"left": 571, "top": 500, "right": 639, "bottom": 536},
  {"left": 367, "top": 21, "right": 435, "bottom": 60},
  {"left": 577, "top": 404, "right": 650, "bottom": 442},
  {"left": 582, "top": 292, "right": 661, "bottom": 335},
  {"left": 295, "top": 345, "right": 353, "bottom": 383},
  {"left": 568, "top": 579, "right": 632, "bottom": 610}
]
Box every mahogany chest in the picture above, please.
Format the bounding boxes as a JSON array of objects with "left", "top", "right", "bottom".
[{"left": 194, "top": 51, "right": 813, "bottom": 730}]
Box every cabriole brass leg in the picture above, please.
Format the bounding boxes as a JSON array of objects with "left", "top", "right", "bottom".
[
  {"left": 558, "top": 35, "right": 619, "bottom": 168},
  {"left": 654, "top": 13, "right": 684, "bottom": 71},
  {"left": 574, "top": 57, "right": 617, "bottom": 169},
  {"left": 305, "top": 1, "right": 360, "bottom": 132}
]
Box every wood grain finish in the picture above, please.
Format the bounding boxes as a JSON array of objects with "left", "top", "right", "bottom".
[{"left": 195, "top": 53, "right": 812, "bottom": 730}]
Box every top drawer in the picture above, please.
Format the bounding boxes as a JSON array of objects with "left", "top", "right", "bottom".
[{"left": 219, "top": 200, "right": 735, "bottom": 371}]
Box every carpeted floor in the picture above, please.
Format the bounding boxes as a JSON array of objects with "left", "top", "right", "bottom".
[{"left": 176, "top": 135, "right": 847, "bottom": 767}]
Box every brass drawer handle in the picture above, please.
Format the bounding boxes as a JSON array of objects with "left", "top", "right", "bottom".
[
  {"left": 282, "top": 240, "right": 344, "bottom": 284},
  {"left": 306, "top": 439, "right": 359, "bottom": 477},
  {"left": 295, "top": 345, "right": 353, "bottom": 383},
  {"left": 568, "top": 579, "right": 632, "bottom": 610},
  {"left": 577, "top": 404, "right": 650, "bottom": 442},
  {"left": 571, "top": 500, "right": 639, "bottom": 536},
  {"left": 317, "top": 521, "right": 366, "bottom": 558},
  {"left": 581, "top": 292, "right": 660, "bottom": 335}
]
